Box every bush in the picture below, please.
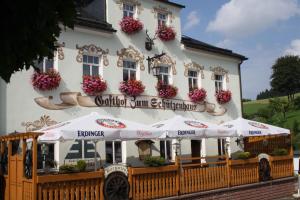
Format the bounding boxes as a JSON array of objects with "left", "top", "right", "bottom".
[
  {"left": 231, "top": 151, "right": 251, "bottom": 160},
  {"left": 144, "top": 156, "right": 165, "bottom": 167},
  {"left": 272, "top": 148, "right": 288, "bottom": 156},
  {"left": 76, "top": 160, "right": 87, "bottom": 172},
  {"left": 59, "top": 164, "right": 77, "bottom": 173},
  {"left": 294, "top": 96, "right": 300, "bottom": 109}
]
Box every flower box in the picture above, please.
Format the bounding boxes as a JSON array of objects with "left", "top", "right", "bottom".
[
  {"left": 156, "top": 26, "right": 176, "bottom": 41},
  {"left": 215, "top": 90, "right": 232, "bottom": 104},
  {"left": 188, "top": 88, "right": 207, "bottom": 103},
  {"left": 120, "top": 17, "right": 143, "bottom": 34},
  {"left": 119, "top": 80, "right": 145, "bottom": 97},
  {"left": 32, "top": 69, "right": 61, "bottom": 91},
  {"left": 156, "top": 81, "right": 178, "bottom": 99},
  {"left": 82, "top": 75, "right": 107, "bottom": 96}
]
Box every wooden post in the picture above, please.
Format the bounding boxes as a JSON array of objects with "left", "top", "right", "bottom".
[
  {"left": 22, "top": 139, "right": 27, "bottom": 199},
  {"left": 225, "top": 154, "right": 230, "bottom": 187},
  {"left": 32, "top": 137, "right": 38, "bottom": 200},
  {"left": 7, "top": 140, "right": 12, "bottom": 200},
  {"left": 128, "top": 167, "right": 132, "bottom": 199},
  {"left": 175, "top": 156, "right": 180, "bottom": 195}
]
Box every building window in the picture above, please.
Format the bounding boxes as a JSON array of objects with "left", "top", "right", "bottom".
[
  {"left": 158, "top": 66, "right": 170, "bottom": 85},
  {"left": 83, "top": 54, "right": 100, "bottom": 76},
  {"left": 105, "top": 141, "right": 122, "bottom": 164},
  {"left": 123, "top": 60, "right": 136, "bottom": 81},
  {"left": 37, "top": 143, "right": 55, "bottom": 169},
  {"left": 37, "top": 58, "right": 54, "bottom": 73},
  {"left": 215, "top": 74, "right": 224, "bottom": 92},
  {"left": 158, "top": 13, "right": 167, "bottom": 27},
  {"left": 123, "top": 3, "right": 135, "bottom": 18},
  {"left": 188, "top": 70, "right": 198, "bottom": 91},
  {"left": 160, "top": 141, "right": 171, "bottom": 160}
]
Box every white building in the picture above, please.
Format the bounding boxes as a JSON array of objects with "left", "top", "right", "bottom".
[{"left": 0, "top": 0, "right": 247, "bottom": 167}]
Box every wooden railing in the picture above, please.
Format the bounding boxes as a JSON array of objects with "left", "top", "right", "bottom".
[
  {"left": 228, "top": 158, "right": 259, "bottom": 186},
  {"left": 128, "top": 165, "right": 179, "bottom": 200},
  {"left": 270, "top": 155, "right": 294, "bottom": 179},
  {"left": 178, "top": 156, "right": 228, "bottom": 194},
  {"left": 36, "top": 170, "right": 105, "bottom": 200}
]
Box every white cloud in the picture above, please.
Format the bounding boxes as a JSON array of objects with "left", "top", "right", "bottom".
[
  {"left": 284, "top": 39, "right": 300, "bottom": 55},
  {"left": 207, "top": 0, "right": 300, "bottom": 38},
  {"left": 183, "top": 11, "right": 200, "bottom": 31}
]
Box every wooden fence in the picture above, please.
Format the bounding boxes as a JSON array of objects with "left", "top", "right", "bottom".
[
  {"left": 36, "top": 171, "right": 105, "bottom": 200},
  {"left": 127, "top": 155, "right": 294, "bottom": 200}
]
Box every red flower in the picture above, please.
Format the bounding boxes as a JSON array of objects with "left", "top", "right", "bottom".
[
  {"left": 119, "top": 80, "right": 145, "bottom": 97},
  {"left": 215, "top": 90, "right": 232, "bottom": 104},
  {"left": 31, "top": 69, "right": 61, "bottom": 91},
  {"left": 188, "top": 88, "right": 207, "bottom": 103},
  {"left": 120, "top": 17, "right": 143, "bottom": 34},
  {"left": 82, "top": 75, "right": 107, "bottom": 96},
  {"left": 156, "top": 26, "right": 176, "bottom": 41},
  {"left": 156, "top": 81, "right": 178, "bottom": 99}
]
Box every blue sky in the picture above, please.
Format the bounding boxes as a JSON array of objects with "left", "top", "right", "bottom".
[{"left": 173, "top": 0, "right": 300, "bottom": 99}]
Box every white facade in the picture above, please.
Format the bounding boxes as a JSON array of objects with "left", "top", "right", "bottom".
[{"left": 0, "top": 0, "right": 246, "bottom": 167}]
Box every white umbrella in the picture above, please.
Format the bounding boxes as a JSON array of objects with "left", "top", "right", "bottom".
[
  {"left": 151, "top": 115, "right": 237, "bottom": 139},
  {"left": 221, "top": 117, "right": 290, "bottom": 137},
  {"left": 37, "top": 112, "right": 164, "bottom": 141}
]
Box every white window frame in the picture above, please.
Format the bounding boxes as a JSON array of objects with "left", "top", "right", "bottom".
[
  {"left": 215, "top": 74, "right": 225, "bottom": 92},
  {"left": 82, "top": 54, "right": 102, "bottom": 77},
  {"left": 158, "top": 65, "right": 171, "bottom": 85},
  {"left": 37, "top": 54, "right": 58, "bottom": 73},
  {"left": 188, "top": 70, "right": 199, "bottom": 91},
  {"left": 123, "top": 3, "right": 136, "bottom": 18},
  {"left": 158, "top": 12, "right": 168, "bottom": 27},
  {"left": 123, "top": 60, "right": 137, "bottom": 81},
  {"left": 105, "top": 141, "right": 122, "bottom": 164}
]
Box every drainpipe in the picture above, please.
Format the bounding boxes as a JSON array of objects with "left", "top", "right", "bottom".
[{"left": 238, "top": 59, "right": 246, "bottom": 117}]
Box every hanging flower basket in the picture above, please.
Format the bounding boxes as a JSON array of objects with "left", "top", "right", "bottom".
[
  {"left": 156, "top": 81, "right": 178, "bottom": 99},
  {"left": 31, "top": 69, "right": 61, "bottom": 91},
  {"left": 119, "top": 79, "right": 145, "bottom": 97},
  {"left": 156, "top": 26, "right": 176, "bottom": 41},
  {"left": 82, "top": 75, "right": 107, "bottom": 96},
  {"left": 188, "top": 88, "right": 207, "bottom": 103},
  {"left": 215, "top": 90, "right": 232, "bottom": 104},
  {"left": 120, "top": 17, "right": 143, "bottom": 34}
]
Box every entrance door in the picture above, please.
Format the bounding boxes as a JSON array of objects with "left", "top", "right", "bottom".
[
  {"left": 9, "top": 141, "right": 23, "bottom": 200},
  {"left": 191, "top": 140, "right": 201, "bottom": 163}
]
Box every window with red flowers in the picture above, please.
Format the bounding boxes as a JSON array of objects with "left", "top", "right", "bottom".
[
  {"left": 158, "top": 12, "right": 168, "bottom": 27},
  {"left": 123, "top": 3, "right": 135, "bottom": 18},
  {"left": 83, "top": 54, "right": 101, "bottom": 77}
]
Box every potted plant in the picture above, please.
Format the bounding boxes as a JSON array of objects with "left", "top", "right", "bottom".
[
  {"left": 120, "top": 17, "right": 143, "bottom": 34},
  {"left": 188, "top": 88, "right": 207, "bottom": 103},
  {"left": 272, "top": 148, "right": 288, "bottom": 156},
  {"left": 119, "top": 79, "right": 145, "bottom": 97},
  {"left": 144, "top": 156, "right": 165, "bottom": 167},
  {"left": 59, "top": 164, "right": 77, "bottom": 173},
  {"left": 156, "top": 81, "right": 178, "bottom": 99},
  {"left": 156, "top": 26, "right": 176, "bottom": 41},
  {"left": 82, "top": 75, "right": 107, "bottom": 96},
  {"left": 31, "top": 69, "right": 61, "bottom": 91},
  {"left": 76, "top": 160, "right": 87, "bottom": 172},
  {"left": 215, "top": 90, "right": 232, "bottom": 104}
]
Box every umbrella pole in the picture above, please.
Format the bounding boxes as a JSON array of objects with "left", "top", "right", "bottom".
[
  {"left": 112, "top": 141, "right": 116, "bottom": 164},
  {"left": 164, "top": 140, "right": 167, "bottom": 161},
  {"left": 94, "top": 140, "right": 98, "bottom": 171}
]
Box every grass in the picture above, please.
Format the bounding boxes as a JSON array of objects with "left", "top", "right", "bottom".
[{"left": 243, "top": 93, "right": 300, "bottom": 129}]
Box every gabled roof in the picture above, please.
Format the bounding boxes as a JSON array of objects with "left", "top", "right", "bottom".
[
  {"left": 181, "top": 35, "right": 247, "bottom": 61},
  {"left": 154, "top": 0, "right": 185, "bottom": 8}
]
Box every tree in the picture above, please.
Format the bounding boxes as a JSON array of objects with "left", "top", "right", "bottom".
[
  {"left": 270, "top": 55, "right": 300, "bottom": 102},
  {"left": 0, "top": 0, "right": 76, "bottom": 83},
  {"left": 269, "top": 98, "right": 290, "bottom": 120}
]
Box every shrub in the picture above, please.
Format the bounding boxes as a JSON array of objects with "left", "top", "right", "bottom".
[
  {"left": 120, "top": 17, "right": 143, "bottom": 34},
  {"left": 231, "top": 151, "right": 251, "bottom": 160},
  {"left": 82, "top": 75, "right": 107, "bottom": 96},
  {"left": 59, "top": 164, "right": 77, "bottom": 173},
  {"left": 272, "top": 148, "right": 288, "bottom": 156},
  {"left": 32, "top": 69, "right": 61, "bottom": 91},
  {"left": 76, "top": 160, "right": 87, "bottom": 172},
  {"left": 156, "top": 26, "right": 176, "bottom": 41},
  {"left": 156, "top": 81, "right": 177, "bottom": 99},
  {"left": 188, "top": 88, "right": 207, "bottom": 103},
  {"left": 119, "top": 80, "right": 145, "bottom": 97},
  {"left": 144, "top": 156, "right": 165, "bottom": 167}
]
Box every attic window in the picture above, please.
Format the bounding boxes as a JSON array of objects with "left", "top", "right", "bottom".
[{"left": 123, "top": 3, "right": 135, "bottom": 18}]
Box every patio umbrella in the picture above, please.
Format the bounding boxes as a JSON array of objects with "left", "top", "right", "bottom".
[
  {"left": 221, "top": 117, "right": 290, "bottom": 137},
  {"left": 151, "top": 115, "right": 237, "bottom": 139},
  {"left": 37, "top": 112, "right": 164, "bottom": 141}
]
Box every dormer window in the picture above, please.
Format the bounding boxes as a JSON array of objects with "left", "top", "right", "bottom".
[
  {"left": 123, "top": 3, "right": 135, "bottom": 18},
  {"left": 158, "top": 13, "right": 167, "bottom": 26}
]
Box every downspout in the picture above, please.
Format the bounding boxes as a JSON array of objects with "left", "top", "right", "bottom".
[{"left": 238, "top": 59, "right": 246, "bottom": 117}]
